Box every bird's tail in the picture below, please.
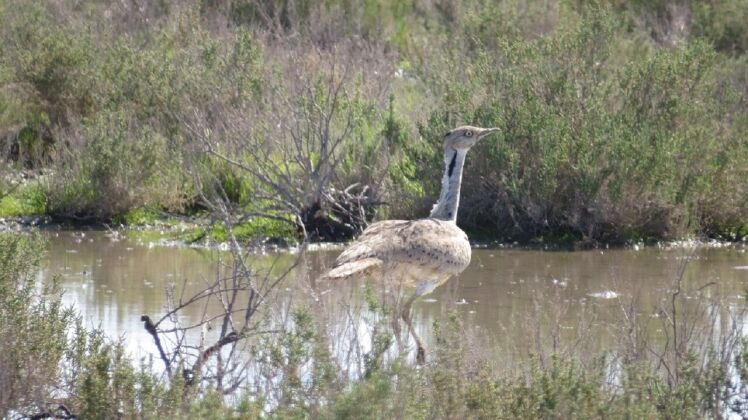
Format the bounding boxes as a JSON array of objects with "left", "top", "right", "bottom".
[{"left": 322, "top": 257, "right": 382, "bottom": 280}]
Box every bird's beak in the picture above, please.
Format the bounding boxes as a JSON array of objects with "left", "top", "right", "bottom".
[{"left": 479, "top": 127, "right": 500, "bottom": 137}]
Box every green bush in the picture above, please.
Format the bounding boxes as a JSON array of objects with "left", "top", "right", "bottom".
[
  {"left": 0, "top": 182, "right": 45, "bottom": 217},
  {"left": 413, "top": 6, "right": 748, "bottom": 242},
  {"left": 0, "top": 234, "right": 71, "bottom": 416},
  {"left": 0, "top": 0, "right": 747, "bottom": 242},
  {"left": 693, "top": 1, "right": 748, "bottom": 56},
  {"left": 44, "top": 112, "right": 187, "bottom": 220}
]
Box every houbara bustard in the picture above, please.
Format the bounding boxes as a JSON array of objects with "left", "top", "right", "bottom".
[{"left": 324, "top": 126, "right": 499, "bottom": 363}]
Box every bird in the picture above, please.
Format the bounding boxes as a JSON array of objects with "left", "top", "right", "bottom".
[{"left": 324, "top": 125, "right": 500, "bottom": 363}]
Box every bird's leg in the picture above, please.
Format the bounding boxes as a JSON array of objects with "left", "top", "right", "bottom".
[
  {"left": 401, "top": 297, "right": 425, "bottom": 364},
  {"left": 389, "top": 286, "right": 407, "bottom": 356},
  {"left": 391, "top": 309, "right": 403, "bottom": 353}
]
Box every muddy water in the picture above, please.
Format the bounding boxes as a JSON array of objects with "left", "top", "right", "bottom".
[{"left": 41, "top": 230, "right": 748, "bottom": 360}]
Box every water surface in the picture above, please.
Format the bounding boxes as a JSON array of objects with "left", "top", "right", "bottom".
[{"left": 41, "top": 230, "right": 748, "bottom": 361}]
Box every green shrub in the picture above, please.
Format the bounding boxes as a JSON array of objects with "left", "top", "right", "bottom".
[
  {"left": 1, "top": 0, "right": 747, "bottom": 242},
  {"left": 413, "top": 5, "right": 748, "bottom": 242},
  {"left": 0, "top": 234, "right": 72, "bottom": 417},
  {"left": 0, "top": 182, "right": 45, "bottom": 217},
  {"left": 44, "top": 111, "right": 187, "bottom": 220},
  {"left": 693, "top": 0, "right": 748, "bottom": 56}
]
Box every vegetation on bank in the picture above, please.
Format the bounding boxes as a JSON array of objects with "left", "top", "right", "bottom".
[
  {"left": 0, "top": 182, "right": 45, "bottom": 218},
  {"left": 1, "top": 0, "right": 747, "bottom": 244}
]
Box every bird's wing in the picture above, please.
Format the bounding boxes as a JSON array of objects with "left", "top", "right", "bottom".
[
  {"left": 393, "top": 219, "right": 471, "bottom": 273},
  {"left": 325, "top": 219, "right": 471, "bottom": 280},
  {"left": 324, "top": 220, "right": 409, "bottom": 279}
]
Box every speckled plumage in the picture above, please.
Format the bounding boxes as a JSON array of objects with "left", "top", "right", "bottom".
[{"left": 324, "top": 218, "right": 471, "bottom": 295}]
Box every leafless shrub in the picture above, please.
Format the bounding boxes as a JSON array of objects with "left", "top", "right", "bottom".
[
  {"left": 511, "top": 276, "right": 600, "bottom": 372},
  {"left": 140, "top": 198, "right": 304, "bottom": 403},
  {"left": 184, "top": 40, "right": 396, "bottom": 240},
  {"left": 603, "top": 251, "right": 747, "bottom": 416}
]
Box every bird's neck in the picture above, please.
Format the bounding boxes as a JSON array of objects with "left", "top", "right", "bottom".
[{"left": 430, "top": 147, "right": 467, "bottom": 222}]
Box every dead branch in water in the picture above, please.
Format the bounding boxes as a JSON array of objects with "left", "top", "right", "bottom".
[{"left": 140, "top": 189, "right": 305, "bottom": 402}]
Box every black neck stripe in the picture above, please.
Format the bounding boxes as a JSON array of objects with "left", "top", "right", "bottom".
[{"left": 447, "top": 151, "right": 458, "bottom": 177}]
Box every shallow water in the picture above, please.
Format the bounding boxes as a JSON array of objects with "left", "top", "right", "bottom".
[{"left": 41, "top": 230, "right": 748, "bottom": 361}]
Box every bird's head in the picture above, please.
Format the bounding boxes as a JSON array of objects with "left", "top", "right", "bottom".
[{"left": 443, "top": 125, "right": 500, "bottom": 151}]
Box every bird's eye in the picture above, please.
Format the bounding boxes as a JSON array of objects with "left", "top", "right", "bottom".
[
  {"left": 465, "top": 130, "right": 473, "bottom": 137},
  {"left": 444, "top": 131, "right": 452, "bottom": 137}
]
